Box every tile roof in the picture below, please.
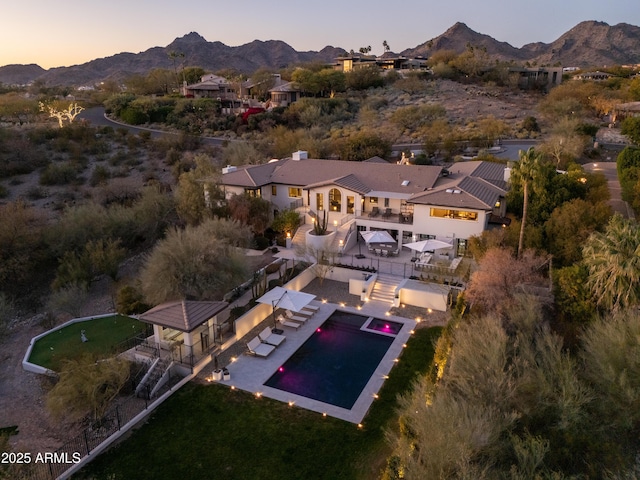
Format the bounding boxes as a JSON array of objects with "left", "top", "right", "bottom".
[
  {"left": 222, "top": 158, "right": 442, "bottom": 195},
  {"left": 138, "top": 300, "right": 228, "bottom": 333}
]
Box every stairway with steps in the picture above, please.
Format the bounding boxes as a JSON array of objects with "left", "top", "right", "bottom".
[
  {"left": 368, "top": 274, "right": 401, "bottom": 304},
  {"left": 291, "top": 223, "right": 312, "bottom": 249}
]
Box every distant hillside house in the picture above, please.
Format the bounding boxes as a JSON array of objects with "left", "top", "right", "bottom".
[
  {"left": 219, "top": 152, "right": 509, "bottom": 256},
  {"left": 572, "top": 71, "right": 613, "bottom": 81},
  {"left": 613, "top": 101, "right": 640, "bottom": 122},
  {"left": 509, "top": 67, "right": 563, "bottom": 89},
  {"left": 182, "top": 74, "right": 236, "bottom": 99},
  {"left": 268, "top": 81, "right": 303, "bottom": 108},
  {"left": 334, "top": 55, "right": 428, "bottom": 73}
]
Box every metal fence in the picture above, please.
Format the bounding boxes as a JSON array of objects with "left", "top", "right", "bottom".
[{"left": 25, "top": 374, "right": 181, "bottom": 480}]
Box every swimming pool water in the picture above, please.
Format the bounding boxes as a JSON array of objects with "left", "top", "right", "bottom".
[{"left": 264, "top": 311, "right": 396, "bottom": 409}]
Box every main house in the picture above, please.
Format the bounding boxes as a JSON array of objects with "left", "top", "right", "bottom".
[{"left": 219, "top": 151, "right": 509, "bottom": 257}]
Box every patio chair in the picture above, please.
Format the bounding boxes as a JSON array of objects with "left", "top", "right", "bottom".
[
  {"left": 277, "top": 315, "right": 301, "bottom": 330},
  {"left": 285, "top": 310, "right": 308, "bottom": 323},
  {"left": 382, "top": 208, "right": 392, "bottom": 218},
  {"left": 247, "top": 336, "right": 276, "bottom": 357},
  {"left": 302, "top": 304, "right": 319, "bottom": 313},
  {"left": 368, "top": 206, "right": 380, "bottom": 218},
  {"left": 259, "top": 327, "right": 286, "bottom": 347}
]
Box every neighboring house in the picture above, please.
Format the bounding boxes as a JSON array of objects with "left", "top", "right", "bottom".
[
  {"left": 613, "top": 101, "right": 640, "bottom": 122},
  {"left": 219, "top": 151, "right": 509, "bottom": 256},
  {"left": 182, "top": 74, "right": 236, "bottom": 99},
  {"left": 335, "top": 55, "right": 428, "bottom": 72},
  {"left": 268, "top": 81, "right": 303, "bottom": 108},
  {"left": 509, "top": 67, "right": 563, "bottom": 89},
  {"left": 573, "top": 71, "right": 613, "bottom": 81}
]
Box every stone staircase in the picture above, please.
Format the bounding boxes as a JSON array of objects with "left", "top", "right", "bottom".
[
  {"left": 136, "top": 355, "right": 172, "bottom": 400},
  {"left": 369, "top": 274, "right": 400, "bottom": 304},
  {"left": 291, "top": 223, "right": 312, "bottom": 249}
]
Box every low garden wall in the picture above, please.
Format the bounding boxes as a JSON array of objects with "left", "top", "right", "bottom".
[
  {"left": 234, "top": 265, "right": 316, "bottom": 338},
  {"left": 22, "top": 313, "right": 117, "bottom": 375}
]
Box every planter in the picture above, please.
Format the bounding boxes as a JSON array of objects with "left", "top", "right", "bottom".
[
  {"left": 223, "top": 369, "right": 231, "bottom": 381},
  {"left": 212, "top": 369, "right": 223, "bottom": 381},
  {"left": 305, "top": 230, "right": 336, "bottom": 251}
]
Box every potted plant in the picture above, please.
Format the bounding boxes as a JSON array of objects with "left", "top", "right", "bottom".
[
  {"left": 222, "top": 367, "right": 231, "bottom": 381},
  {"left": 212, "top": 356, "right": 223, "bottom": 381},
  {"left": 306, "top": 211, "right": 336, "bottom": 251}
]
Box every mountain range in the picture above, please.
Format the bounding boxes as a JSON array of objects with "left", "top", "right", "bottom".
[{"left": 1, "top": 21, "right": 639, "bottom": 87}]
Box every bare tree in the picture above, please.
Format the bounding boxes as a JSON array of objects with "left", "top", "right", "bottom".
[{"left": 39, "top": 101, "right": 85, "bottom": 128}]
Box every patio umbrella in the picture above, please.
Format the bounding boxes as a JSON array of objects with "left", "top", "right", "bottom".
[
  {"left": 360, "top": 230, "right": 396, "bottom": 245},
  {"left": 403, "top": 239, "right": 453, "bottom": 253},
  {"left": 257, "top": 287, "right": 316, "bottom": 327}
]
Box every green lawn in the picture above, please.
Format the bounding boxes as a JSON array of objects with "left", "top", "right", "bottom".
[
  {"left": 29, "top": 314, "right": 147, "bottom": 371},
  {"left": 76, "top": 327, "right": 442, "bottom": 480}
]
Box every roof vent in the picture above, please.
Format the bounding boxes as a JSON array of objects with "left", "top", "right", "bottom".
[
  {"left": 401, "top": 180, "right": 410, "bottom": 186},
  {"left": 445, "top": 188, "right": 454, "bottom": 193},
  {"left": 453, "top": 189, "right": 461, "bottom": 194}
]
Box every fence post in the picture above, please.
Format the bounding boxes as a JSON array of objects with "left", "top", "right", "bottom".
[
  {"left": 115, "top": 405, "right": 121, "bottom": 430},
  {"left": 83, "top": 429, "right": 91, "bottom": 455}
]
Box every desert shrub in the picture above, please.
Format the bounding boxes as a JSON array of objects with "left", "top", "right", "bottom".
[
  {"left": 0, "top": 184, "right": 7, "bottom": 198},
  {"left": 39, "top": 162, "right": 82, "bottom": 186},
  {"left": 89, "top": 165, "right": 111, "bottom": 186},
  {"left": 116, "top": 284, "right": 150, "bottom": 315},
  {"left": 25, "top": 186, "right": 49, "bottom": 200}
]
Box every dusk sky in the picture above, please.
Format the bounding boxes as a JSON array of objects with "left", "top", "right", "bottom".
[{"left": 1, "top": 0, "right": 639, "bottom": 69}]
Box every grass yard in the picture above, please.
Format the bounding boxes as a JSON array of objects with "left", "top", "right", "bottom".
[
  {"left": 76, "top": 327, "right": 442, "bottom": 480},
  {"left": 29, "top": 314, "right": 147, "bottom": 371}
]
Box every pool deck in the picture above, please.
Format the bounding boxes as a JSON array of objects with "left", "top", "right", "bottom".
[{"left": 213, "top": 300, "right": 417, "bottom": 424}]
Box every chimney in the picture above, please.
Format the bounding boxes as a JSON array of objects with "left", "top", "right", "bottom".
[
  {"left": 292, "top": 150, "right": 308, "bottom": 161},
  {"left": 503, "top": 166, "right": 511, "bottom": 182},
  {"left": 222, "top": 165, "right": 237, "bottom": 174}
]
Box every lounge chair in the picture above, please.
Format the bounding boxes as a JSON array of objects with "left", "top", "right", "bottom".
[
  {"left": 368, "top": 206, "right": 380, "bottom": 218},
  {"left": 259, "top": 327, "right": 286, "bottom": 347},
  {"left": 382, "top": 208, "right": 392, "bottom": 218},
  {"left": 302, "top": 304, "right": 319, "bottom": 313},
  {"left": 285, "top": 310, "right": 308, "bottom": 323},
  {"left": 277, "top": 315, "right": 301, "bottom": 330},
  {"left": 247, "top": 336, "right": 275, "bottom": 357}
]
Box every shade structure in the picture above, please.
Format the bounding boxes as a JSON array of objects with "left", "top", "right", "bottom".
[
  {"left": 403, "top": 239, "right": 453, "bottom": 253},
  {"left": 360, "top": 230, "right": 396, "bottom": 245},
  {"left": 257, "top": 286, "right": 316, "bottom": 313}
]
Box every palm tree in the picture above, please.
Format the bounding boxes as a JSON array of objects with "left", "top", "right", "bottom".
[
  {"left": 509, "top": 147, "right": 543, "bottom": 257},
  {"left": 582, "top": 213, "right": 640, "bottom": 312}
]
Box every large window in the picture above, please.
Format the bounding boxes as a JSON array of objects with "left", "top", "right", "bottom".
[
  {"left": 271, "top": 185, "right": 277, "bottom": 196},
  {"left": 245, "top": 188, "right": 261, "bottom": 198},
  {"left": 316, "top": 193, "right": 324, "bottom": 211},
  {"left": 430, "top": 208, "right": 478, "bottom": 221},
  {"left": 329, "top": 188, "right": 342, "bottom": 212},
  {"left": 288, "top": 187, "right": 302, "bottom": 198},
  {"left": 347, "top": 196, "right": 355, "bottom": 214}
]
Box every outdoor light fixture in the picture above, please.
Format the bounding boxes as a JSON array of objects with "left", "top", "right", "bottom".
[
  {"left": 322, "top": 412, "right": 327, "bottom": 417},
  {"left": 427, "top": 308, "right": 432, "bottom": 314},
  {"left": 278, "top": 366, "right": 284, "bottom": 372},
  {"left": 415, "top": 317, "right": 422, "bottom": 322},
  {"left": 394, "top": 358, "right": 400, "bottom": 363},
  {"left": 357, "top": 424, "right": 363, "bottom": 429},
  {"left": 231, "top": 385, "right": 236, "bottom": 390},
  {"left": 288, "top": 401, "right": 295, "bottom": 407},
  {"left": 255, "top": 392, "right": 262, "bottom": 398},
  {"left": 373, "top": 394, "right": 379, "bottom": 399},
  {"left": 286, "top": 231, "right": 291, "bottom": 238}
]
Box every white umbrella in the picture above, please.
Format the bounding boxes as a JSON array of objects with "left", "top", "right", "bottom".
[
  {"left": 360, "top": 230, "right": 396, "bottom": 244},
  {"left": 257, "top": 287, "right": 316, "bottom": 322},
  {"left": 404, "top": 239, "right": 453, "bottom": 253}
]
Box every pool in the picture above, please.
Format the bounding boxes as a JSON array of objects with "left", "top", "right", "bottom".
[{"left": 264, "top": 311, "right": 398, "bottom": 409}]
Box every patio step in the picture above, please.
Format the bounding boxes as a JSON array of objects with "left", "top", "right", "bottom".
[
  {"left": 292, "top": 224, "right": 312, "bottom": 249},
  {"left": 369, "top": 274, "right": 400, "bottom": 303}
]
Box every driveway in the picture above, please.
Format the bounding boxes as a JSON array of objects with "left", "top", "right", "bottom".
[
  {"left": 584, "top": 161, "right": 635, "bottom": 220},
  {"left": 78, "top": 107, "right": 236, "bottom": 146}
]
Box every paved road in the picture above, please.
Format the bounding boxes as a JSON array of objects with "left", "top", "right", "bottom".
[
  {"left": 584, "top": 161, "right": 635, "bottom": 220},
  {"left": 78, "top": 107, "right": 234, "bottom": 146}
]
